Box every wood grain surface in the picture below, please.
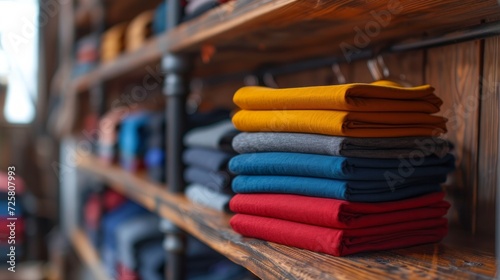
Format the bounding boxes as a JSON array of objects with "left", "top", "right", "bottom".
[
  {"left": 69, "top": 0, "right": 500, "bottom": 93},
  {"left": 77, "top": 155, "right": 497, "bottom": 280},
  {"left": 477, "top": 35, "right": 500, "bottom": 236},
  {"left": 425, "top": 41, "right": 481, "bottom": 233},
  {"left": 75, "top": 0, "right": 162, "bottom": 34}
]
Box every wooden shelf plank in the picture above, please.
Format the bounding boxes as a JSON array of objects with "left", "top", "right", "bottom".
[
  {"left": 75, "top": 0, "right": 162, "bottom": 32},
  {"left": 77, "top": 155, "right": 497, "bottom": 280},
  {"left": 71, "top": 227, "right": 110, "bottom": 280},
  {"left": 70, "top": 0, "right": 500, "bottom": 93}
]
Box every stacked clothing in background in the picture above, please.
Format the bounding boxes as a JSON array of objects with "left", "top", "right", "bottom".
[
  {"left": 0, "top": 172, "right": 25, "bottom": 263},
  {"left": 100, "top": 201, "right": 149, "bottom": 278},
  {"left": 145, "top": 113, "right": 166, "bottom": 183},
  {"left": 183, "top": 0, "right": 232, "bottom": 22},
  {"left": 229, "top": 81, "right": 455, "bottom": 256},
  {"left": 73, "top": 33, "right": 99, "bottom": 77},
  {"left": 83, "top": 188, "right": 127, "bottom": 246},
  {"left": 109, "top": 207, "right": 249, "bottom": 279},
  {"left": 97, "top": 108, "right": 130, "bottom": 165},
  {"left": 119, "top": 111, "right": 152, "bottom": 172},
  {"left": 153, "top": 0, "right": 232, "bottom": 34},
  {"left": 101, "top": 23, "right": 128, "bottom": 63},
  {"left": 126, "top": 10, "right": 154, "bottom": 52},
  {"left": 183, "top": 120, "right": 239, "bottom": 212},
  {"left": 135, "top": 234, "right": 249, "bottom": 280},
  {"left": 144, "top": 108, "right": 232, "bottom": 183}
]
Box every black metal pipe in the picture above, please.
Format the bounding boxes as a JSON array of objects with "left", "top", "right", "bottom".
[
  {"left": 201, "top": 21, "right": 500, "bottom": 86},
  {"left": 390, "top": 21, "right": 500, "bottom": 53},
  {"left": 163, "top": 1, "right": 190, "bottom": 280}
]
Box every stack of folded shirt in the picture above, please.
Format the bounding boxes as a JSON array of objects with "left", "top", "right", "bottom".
[
  {"left": 97, "top": 108, "right": 130, "bottom": 165},
  {"left": 83, "top": 188, "right": 126, "bottom": 246},
  {"left": 118, "top": 111, "right": 152, "bottom": 172},
  {"left": 183, "top": 0, "right": 232, "bottom": 22},
  {"left": 126, "top": 10, "right": 154, "bottom": 52},
  {"left": 100, "top": 201, "right": 149, "bottom": 278},
  {"left": 73, "top": 33, "right": 99, "bottom": 77},
  {"left": 152, "top": 0, "right": 232, "bottom": 34},
  {"left": 113, "top": 211, "right": 250, "bottom": 280},
  {"left": 101, "top": 23, "right": 128, "bottom": 63},
  {"left": 0, "top": 172, "right": 25, "bottom": 263},
  {"left": 145, "top": 113, "right": 166, "bottom": 183},
  {"left": 229, "top": 81, "right": 455, "bottom": 256},
  {"left": 135, "top": 234, "right": 250, "bottom": 280},
  {"left": 143, "top": 108, "right": 232, "bottom": 184},
  {"left": 183, "top": 120, "right": 239, "bottom": 212}
]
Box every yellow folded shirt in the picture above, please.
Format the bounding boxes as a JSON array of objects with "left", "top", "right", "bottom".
[
  {"left": 232, "top": 110, "right": 447, "bottom": 138},
  {"left": 233, "top": 81, "right": 442, "bottom": 113},
  {"left": 126, "top": 10, "right": 154, "bottom": 52}
]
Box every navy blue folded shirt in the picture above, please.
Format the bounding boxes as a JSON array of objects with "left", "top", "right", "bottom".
[
  {"left": 232, "top": 175, "right": 443, "bottom": 202},
  {"left": 229, "top": 152, "right": 455, "bottom": 181}
]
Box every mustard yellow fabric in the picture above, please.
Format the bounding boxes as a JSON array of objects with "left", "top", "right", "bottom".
[
  {"left": 232, "top": 110, "right": 447, "bottom": 137},
  {"left": 233, "top": 81, "right": 442, "bottom": 113},
  {"left": 101, "top": 23, "right": 128, "bottom": 62},
  {"left": 126, "top": 10, "right": 154, "bottom": 52}
]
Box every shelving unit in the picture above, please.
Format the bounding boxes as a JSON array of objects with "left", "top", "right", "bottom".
[
  {"left": 77, "top": 155, "right": 497, "bottom": 280},
  {"left": 57, "top": 0, "right": 500, "bottom": 279},
  {"left": 75, "top": 0, "right": 162, "bottom": 36},
  {"left": 70, "top": 0, "right": 500, "bottom": 93}
]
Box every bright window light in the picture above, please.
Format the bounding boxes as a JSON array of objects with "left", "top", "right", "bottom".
[{"left": 0, "top": 0, "right": 39, "bottom": 124}]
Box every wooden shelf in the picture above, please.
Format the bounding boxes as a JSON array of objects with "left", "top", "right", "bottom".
[
  {"left": 69, "top": 0, "right": 500, "bottom": 93},
  {"left": 77, "top": 155, "right": 497, "bottom": 280},
  {"left": 75, "top": 0, "right": 162, "bottom": 32},
  {"left": 71, "top": 227, "right": 110, "bottom": 280}
]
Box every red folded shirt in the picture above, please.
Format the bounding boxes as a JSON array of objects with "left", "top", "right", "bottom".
[
  {"left": 230, "top": 192, "right": 450, "bottom": 229},
  {"left": 104, "top": 189, "right": 127, "bottom": 211},
  {"left": 84, "top": 194, "right": 100, "bottom": 229},
  {"left": 84, "top": 190, "right": 127, "bottom": 229},
  {"left": 230, "top": 214, "right": 448, "bottom": 256},
  {"left": 117, "top": 262, "right": 140, "bottom": 280}
]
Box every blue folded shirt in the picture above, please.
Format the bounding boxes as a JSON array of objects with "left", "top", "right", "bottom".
[
  {"left": 232, "top": 175, "right": 443, "bottom": 202},
  {"left": 229, "top": 152, "right": 455, "bottom": 181},
  {"left": 101, "top": 201, "right": 149, "bottom": 276}
]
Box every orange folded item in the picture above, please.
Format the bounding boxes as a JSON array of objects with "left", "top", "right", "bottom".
[
  {"left": 233, "top": 81, "right": 442, "bottom": 113},
  {"left": 232, "top": 110, "right": 447, "bottom": 137}
]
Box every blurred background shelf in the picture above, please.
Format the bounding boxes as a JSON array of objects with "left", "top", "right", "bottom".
[{"left": 75, "top": 0, "right": 162, "bottom": 37}]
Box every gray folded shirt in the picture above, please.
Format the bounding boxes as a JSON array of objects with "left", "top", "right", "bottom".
[
  {"left": 232, "top": 132, "right": 449, "bottom": 158},
  {"left": 184, "top": 120, "right": 236, "bottom": 150},
  {"left": 184, "top": 166, "right": 233, "bottom": 192},
  {"left": 185, "top": 184, "right": 232, "bottom": 212},
  {"left": 183, "top": 147, "right": 235, "bottom": 172}
]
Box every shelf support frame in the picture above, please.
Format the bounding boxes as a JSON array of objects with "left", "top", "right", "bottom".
[{"left": 162, "top": 1, "right": 191, "bottom": 280}]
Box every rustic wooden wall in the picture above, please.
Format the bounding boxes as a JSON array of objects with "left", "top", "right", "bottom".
[
  {"left": 477, "top": 35, "right": 499, "bottom": 236},
  {"left": 202, "top": 36, "right": 500, "bottom": 237}
]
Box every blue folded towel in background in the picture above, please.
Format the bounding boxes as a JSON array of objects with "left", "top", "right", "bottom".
[
  {"left": 116, "top": 214, "right": 162, "bottom": 270},
  {"left": 101, "top": 201, "right": 149, "bottom": 277}
]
